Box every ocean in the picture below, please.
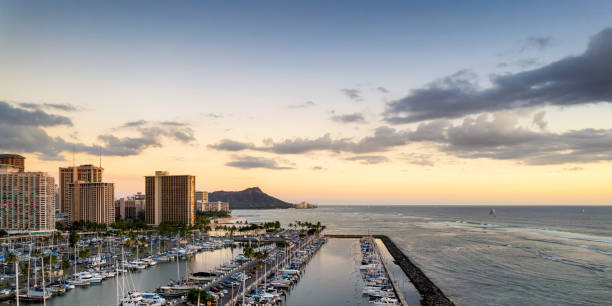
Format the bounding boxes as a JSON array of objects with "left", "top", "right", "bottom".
[{"left": 233, "top": 205, "right": 612, "bottom": 306}]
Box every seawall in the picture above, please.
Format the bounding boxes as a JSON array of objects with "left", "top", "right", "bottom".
[{"left": 326, "top": 234, "right": 455, "bottom": 306}]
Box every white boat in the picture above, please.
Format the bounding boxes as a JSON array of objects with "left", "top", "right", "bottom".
[{"left": 121, "top": 291, "right": 166, "bottom": 305}]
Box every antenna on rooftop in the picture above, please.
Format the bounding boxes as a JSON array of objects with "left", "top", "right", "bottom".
[
  {"left": 99, "top": 146, "right": 102, "bottom": 168},
  {"left": 72, "top": 144, "right": 75, "bottom": 168}
]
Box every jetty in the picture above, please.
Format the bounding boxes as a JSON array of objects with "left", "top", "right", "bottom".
[{"left": 326, "top": 234, "right": 455, "bottom": 306}]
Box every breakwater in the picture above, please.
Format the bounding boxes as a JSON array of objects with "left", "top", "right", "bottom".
[{"left": 326, "top": 234, "right": 455, "bottom": 306}]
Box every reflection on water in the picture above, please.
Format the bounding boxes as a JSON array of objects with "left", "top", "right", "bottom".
[
  {"left": 11, "top": 246, "right": 242, "bottom": 306},
  {"left": 234, "top": 206, "right": 612, "bottom": 306},
  {"left": 282, "top": 239, "right": 370, "bottom": 306}
]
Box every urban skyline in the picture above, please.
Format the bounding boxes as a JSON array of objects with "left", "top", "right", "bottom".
[{"left": 2, "top": 1, "right": 612, "bottom": 205}]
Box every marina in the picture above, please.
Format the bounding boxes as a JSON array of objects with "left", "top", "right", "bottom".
[{"left": 0, "top": 228, "right": 430, "bottom": 306}]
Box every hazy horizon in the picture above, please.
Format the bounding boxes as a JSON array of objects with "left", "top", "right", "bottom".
[{"left": 2, "top": 1, "right": 612, "bottom": 205}]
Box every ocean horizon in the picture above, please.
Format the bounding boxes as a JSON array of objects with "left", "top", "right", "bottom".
[{"left": 234, "top": 205, "right": 612, "bottom": 305}]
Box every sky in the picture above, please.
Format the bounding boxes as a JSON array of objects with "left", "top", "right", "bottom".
[{"left": 2, "top": 1, "right": 612, "bottom": 205}]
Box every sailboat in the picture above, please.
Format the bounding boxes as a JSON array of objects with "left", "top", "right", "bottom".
[
  {"left": 489, "top": 208, "right": 496, "bottom": 217},
  {"left": 18, "top": 245, "right": 51, "bottom": 301}
]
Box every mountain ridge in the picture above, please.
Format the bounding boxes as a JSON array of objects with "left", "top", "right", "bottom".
[{"left": 208, "top": 187, "right": 294, "bottom": 209}]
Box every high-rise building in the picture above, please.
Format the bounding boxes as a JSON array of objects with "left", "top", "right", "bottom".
[
  {"left": 66, "top": 182, "right": 115, "bottom": 224},
  {"left": 145, "top": 171, "right": 195, "bottom": 226},
  {"left": 0, "top": 154, "right": 25, "bottom": 172},
  {"left": 59, "top": 164, "right": 103, "bottom": 220},
  {"left": 0, "top": 166, "right": 55, "bottom": 232},
  {"left": 115, "top": 192, "right": 145, "bottom": 220},
  {"left": 196, "top": 201, "right": 230, "bottom": 213},
  {"left": 195, "top": 191, "right": 208, "bottom": 203}
]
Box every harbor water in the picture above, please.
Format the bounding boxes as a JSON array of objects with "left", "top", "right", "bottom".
[{"left": 234, "top": 205, "right": 612, "bottom": 306}]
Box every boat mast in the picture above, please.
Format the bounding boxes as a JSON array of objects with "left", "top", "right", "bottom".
[
  {"left": 15, "top": 259, "right": 19, "bottom": 306},
  {"left": 41, "top": 255, "right": 46, "bottom": 306}
]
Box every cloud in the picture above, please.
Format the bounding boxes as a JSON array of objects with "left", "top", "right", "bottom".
[
  {"left": 400, "top": 153, "right": 435, "bottom": 166},
  {"left": 341, "top": 88, "right": 362, "bottom": 101},
  {"left": 288, "top": 101, "right": 315, "bottom": 109},
  {"left": 522, "top": 36, "right": 554, "bottom": 51},
  {"left": 564, "top": 167, "right": 584, "bottom": 171},
  {"left": 439, "top": 113, "right": 612, "bottom": 165},
  {"left": 330, "top": 113, "right": 367, "bottom": 124},
  {"left": 384, "top": 27, "right": 612, "bottom": 123},
  {"left": 160, "top": 121, "right": 188, "bottom": 127},
  {"left": 0, "top": 106, "right": 196, "bottom": 160},
  {"left": 532, "top": 111, "right": 547, "bottom": 130},
  {"left": 121, "top": 120, "right": 148, "bottom": 128},
  {"left": 312, "top": 166, "right": 325, "bottom": 170},
  {"left": 225, "top": 155, "right": 293, "bottom": 170},
  {"left": 17, "top": 102, "right": 79, "bottom": 112},
  {"left": 346, "top": 155, "right": 389, "bottom": 164},
  {"left": 209, "top": 112, "right": 612, "bottom": 165},
  {"left": 497, "top": 58, "right": 541, "bottom": 69},
  {"left": 205, "top": 113, "right": 223, "bottom": 119},
  {"left": 44, "top": 103, "right": 79, "bottom": 112},
  {"left": 1, "top": 101, "right": 73, "bottom": 126},
  {"left": 208, "top": 139, "right": 255, "bottom": 151},
  {"left": 376, "top": 86, "right": 389, "bottom": 93}
]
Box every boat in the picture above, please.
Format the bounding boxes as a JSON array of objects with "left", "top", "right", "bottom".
[
  {"left": 0, "top": 288, "right": 14, "bottom": 301},
  {"left": 17, "top": 287, "right": 52, "bottom": 301}
]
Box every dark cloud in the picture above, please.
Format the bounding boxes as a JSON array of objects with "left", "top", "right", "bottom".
[
  {"left": 346, "top": 155, "right": 389, "bottom": 164},
  {"left": 532, "top": 111, "right": 547, "bottom": 130},
  {"left": 330, "top": 113, "right": 366, "bottom": 124},
  {"left": 522, "top": 36, "right": 554, "bottom": 51},
  {"left": 208, "top": 139, "right": 255, "bottom": 151},
  {"left": 160, "top": 121, "right": 188, "bottom": 126},
  {"left": 341, "top": 88, "right": 362, "bottom": 101},
  {"left": 121, "top": 120, "right": 148, "bottom": 128},
  {"left": 0, "top": 108, "right": 195, "bottom": 160},
  {"left": 225, "top": 155, "right": 293, "bottom": 170},
  {"left": 497, "top": 58, "right": 541, "bottom": 69},
  {"left": 209, "top": 112, "right": 612, "bottom": 165},
  {"left": 288, "top": 101, "right": 315, "bottom": 109},
  {"left": 439, "top": 113, "right": 612, "bottom": 165},
  {"left": 384, "top": 27, "right": 612, "bottom": 123},
  {"left": 376, "top": 86, "right": 389, "bottom": 93},
  {"left": 1, "top": 101, "right": 73, "bottom": 126}
]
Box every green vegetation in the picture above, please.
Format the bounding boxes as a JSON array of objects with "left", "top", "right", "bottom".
[
  {"left": 0, "top": 229, "right": 8, "bottom": 237},
  {"left": 70, "top": 220, "right": 107, "bottom": 232},
  {"left": 187, "top": 288, "right": 215, "bottom": 304}
]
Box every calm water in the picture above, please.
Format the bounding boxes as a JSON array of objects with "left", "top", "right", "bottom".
[
  {"left": 282, "top": 238, "right": 369, "bottom": 306},
  {"left": 233, "top": 206, "right": 612, "bottom": 306},
  {"left": 7, "top": 246, "right": 242, "bottom": 306}
]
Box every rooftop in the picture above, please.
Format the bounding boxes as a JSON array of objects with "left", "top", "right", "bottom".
[{"left": 0, "top": 154, "right": 25, "bottom": 159}]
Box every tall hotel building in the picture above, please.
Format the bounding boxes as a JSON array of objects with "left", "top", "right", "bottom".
[
  {"left": 0, "top": 165, "right": 55, "bottom": 232},
  {"left": 145, "top": 171, "right": 195, "bottom": 226},
  {"left": 59, "top": 164, "right": 114, "bottom": 224},
  {"left": 0, "top": 154, "right": 25, "bottom": 172}
]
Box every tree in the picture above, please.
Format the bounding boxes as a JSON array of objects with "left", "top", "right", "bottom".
[
  {"left": 69, "top": 231, "right": 79, "bottom": 248},
  {"left": 61, "top": 258, "right": 70, "bottom": 272},
  {"left": 187, "top": 288, "right": 214, "bottom": 304},
  {"left": 55, "top": 222, "right": 65, "bottom": 231},
  {"left": 79, "top": 248, "right": 90, "bottom": 259},
  {"left": 0, "top": 229, "right": 7, "bottom": 237}
]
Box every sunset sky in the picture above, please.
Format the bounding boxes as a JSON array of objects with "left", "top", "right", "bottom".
[{"left": 2, "top": 1, "right": 612, "bottom": 204}]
